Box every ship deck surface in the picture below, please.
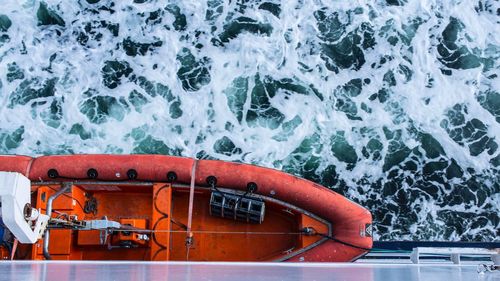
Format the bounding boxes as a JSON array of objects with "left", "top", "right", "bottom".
[{"left": 1, "top": 260, "right": 496, "bottom": 281}]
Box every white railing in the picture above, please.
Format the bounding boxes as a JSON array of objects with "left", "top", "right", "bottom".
[{"left": 410, "top": 247, "right": 499, "bottom": 264}]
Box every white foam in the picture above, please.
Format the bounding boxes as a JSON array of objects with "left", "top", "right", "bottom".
[{"left": 0, "top": 0, "right": 498, "bottom": 240}]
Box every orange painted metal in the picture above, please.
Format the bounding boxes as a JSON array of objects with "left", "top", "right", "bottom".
[
  {"left": 150, "top": 183, "right": 171, "bottom": 261},
  {"left": 77, "top": 230, "right": 102, "bottom": 246},
  {"left": 169, "top": 189, "right": 300, "bottom": 261},
  {"left": 299, "top": 213, "right": 329, "bottom": 249},
  {"left": 0, "top": 246, "right": 9, "bottom": 260},
  {"left": 0, "top": 154, "right": 372, "bottom": 262},
  {"left": 118, "top": 219, "right": 148, "bottom": 245},
  {"left": 194, "top": 160, "right": 372, "bottom": 262}
]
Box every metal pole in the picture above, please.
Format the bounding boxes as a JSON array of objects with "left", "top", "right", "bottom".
[{"left": 43, "top": 182, "right": 72, "bottom": 260}]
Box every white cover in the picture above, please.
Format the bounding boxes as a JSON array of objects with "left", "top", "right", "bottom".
[{"left": 0, "top": 172, "right": 45, "bottom": 243}]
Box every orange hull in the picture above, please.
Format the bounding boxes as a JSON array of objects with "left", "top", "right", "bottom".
[{"left": 0, "top": 155, "right": 372, "bottom": 262}]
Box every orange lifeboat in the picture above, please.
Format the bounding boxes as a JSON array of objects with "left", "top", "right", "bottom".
[{"left": 0, "top": 154, "right": 372, "bottom": 262}]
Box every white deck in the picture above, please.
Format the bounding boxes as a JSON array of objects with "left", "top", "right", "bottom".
[{"left": 0, "top": 261, "right": 497, "bottom": 281}]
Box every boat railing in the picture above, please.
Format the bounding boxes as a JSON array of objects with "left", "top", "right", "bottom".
[{"left": 357, "top": 241, "right": 500, "bottom": 265}]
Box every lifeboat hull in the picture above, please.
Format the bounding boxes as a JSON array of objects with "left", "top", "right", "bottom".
[{"left": 0, "top": 155, "right": 372, "bottom": 262}]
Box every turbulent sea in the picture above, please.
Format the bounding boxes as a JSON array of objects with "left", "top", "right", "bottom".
[{"left": 0, "top": 0, "right": 499, "bottom": 241}]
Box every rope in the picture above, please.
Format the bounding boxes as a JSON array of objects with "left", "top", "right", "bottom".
[
  {"left": 185, "top": 159, "right": 198, "bottom": 260},
  {"left": 300, "top": 227, "right": 372, "bottom": 251},
  {"left": 186, "top": 160, "right": 197, "bottom": 235},
  {"left": 69, "top": 227, "right": 373, "bottom": 252},
  {"left": 305, "top": 228, "right": 408, "bottom": 253},
  {"left": 316, "top": 233, "right": 372, "bottom": 251},
  {"left": 46, "top": 223, "right": 416, "bottom": 254},
  {"left": 108, "top": 229, "right": 307, "bottom": 235},
  {"left": 10, "top": 239, "right": 18, "bottom": 260},
  {"left": 45, "top": 223, "right": 415, "bottom": 254}
]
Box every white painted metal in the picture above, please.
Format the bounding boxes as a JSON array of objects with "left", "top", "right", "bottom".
[
  {"left": 410, "top": 247, "right": 499, "bottom": 264},
  {"left": 0, "top": 172, "right": 49, "bottom": 244},
  {"left": 492, "top": 253, "right": 500, "bottom": 265},
  {"left": 85, "top": 219, "right": 121, "bottom": 230}
]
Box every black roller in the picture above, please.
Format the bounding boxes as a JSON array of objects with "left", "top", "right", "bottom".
[
  {"left": 87, "top": 168, "right": 98, "bottom": 179},
  {"left": 127, "top": 169, "right": 138, "bottom": 180},
  {"left": 247, "top": 182, "right": 258, "bottom": 193},
  {"left": 167, "top": 171, "right": 177, "bottom": 182},
  {"left": 47, "top": 169, "right": 59, "bottom": 179},
  {"left": 206, "top": 176, "right": 217, "bottom": 186}
]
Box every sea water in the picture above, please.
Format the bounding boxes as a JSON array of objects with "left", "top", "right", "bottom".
[{"left": 0, "top": 0, "right": 498, "bottom": 241}]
